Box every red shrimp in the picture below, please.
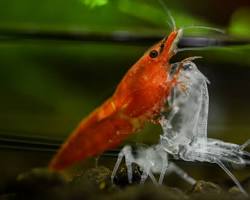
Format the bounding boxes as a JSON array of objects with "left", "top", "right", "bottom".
[{"left": 49, "top": 28, "right": 183, "bottom": 171}]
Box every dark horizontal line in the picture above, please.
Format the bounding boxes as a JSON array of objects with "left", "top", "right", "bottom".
[
  {"left": 0, "top": 133, "right": 120, "bottom": 157},
  {"left": 0, "top": 28, "right": 249, "bottom": 47},
  {"left": 0, "top": 144, "right": 56, "bottom": 153},
  {"left": 0, "top": 133, "right": 62, "bottom": 152}
]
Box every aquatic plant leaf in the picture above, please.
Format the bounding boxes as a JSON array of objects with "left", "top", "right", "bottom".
[
  {"left": 81, "top": 0, "right": 108, "bottom": 8},
  {"left": 229, "top": 8, "right": 250, "bottom": 38}
]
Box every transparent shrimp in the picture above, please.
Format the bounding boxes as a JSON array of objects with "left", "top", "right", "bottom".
[{"left": 111, "top": 60, "right": 250, "bottom": 196}]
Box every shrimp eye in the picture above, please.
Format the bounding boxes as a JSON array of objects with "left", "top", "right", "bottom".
[
  {"left": 149, "top": 50, "right": 158, "bottom": 58},
  {"left": 183, "top": 63, "right": 193, "bottom": 71}
]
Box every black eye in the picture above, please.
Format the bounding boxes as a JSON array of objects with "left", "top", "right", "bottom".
[
  {"left": 149, "top": 50, "right": 158, "bottom": 58},
  {"left": 183, "top": 63, "right": 193, "bottom": 71}
]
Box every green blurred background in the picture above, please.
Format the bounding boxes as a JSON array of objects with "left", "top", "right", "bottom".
[{"left": 0, "top": 0, "right": 250, "bottom": 188}]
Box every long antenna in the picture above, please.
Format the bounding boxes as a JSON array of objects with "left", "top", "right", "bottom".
[
  {"left": 176, "top": 46, "right": 215, "bottom": 53},
  {"left": 182, "top": 25, "right": 225, "bottom": 34},
  {"left": 158, "top": 0, "right": 176, "bottom": 30}
]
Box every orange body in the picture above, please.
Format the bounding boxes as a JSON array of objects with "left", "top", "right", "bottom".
[{"left": 49, "top": 30, "right": 183, "bottom": 170}]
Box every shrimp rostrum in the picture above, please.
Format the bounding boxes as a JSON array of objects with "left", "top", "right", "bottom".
[{"left": 111, "top": 56, "right": 250, "bottom": 196}]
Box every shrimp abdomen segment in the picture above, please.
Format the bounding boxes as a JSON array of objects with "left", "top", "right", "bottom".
[{"left": 49, "top": 110, "right": 135, "bottom": 170}]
